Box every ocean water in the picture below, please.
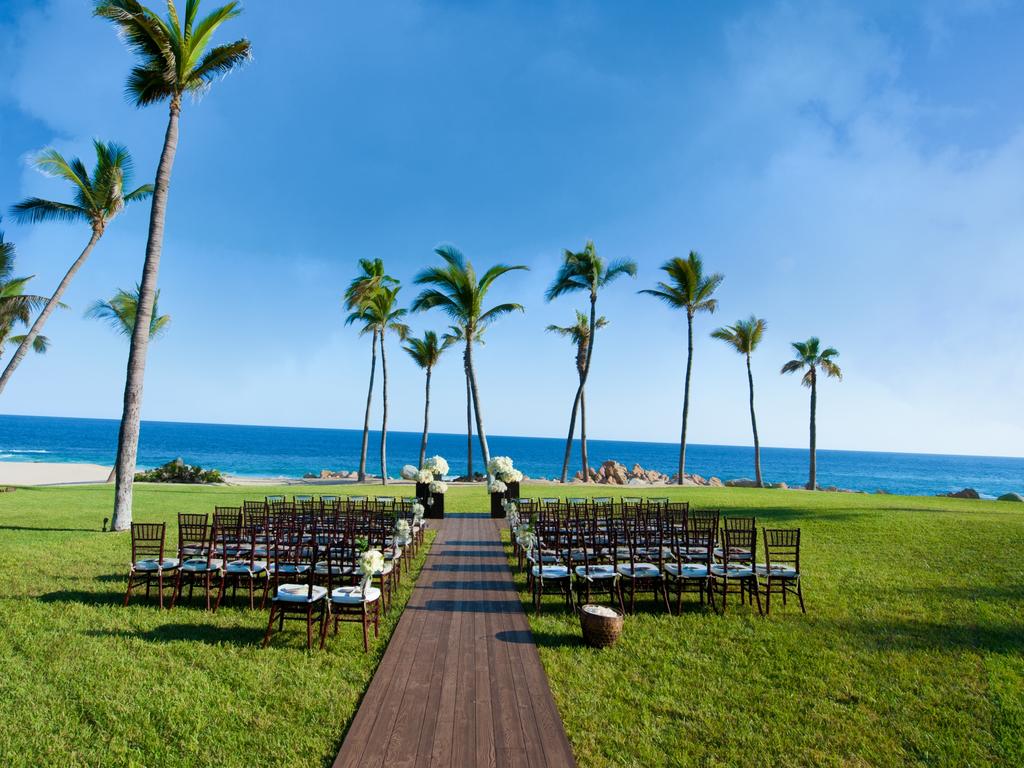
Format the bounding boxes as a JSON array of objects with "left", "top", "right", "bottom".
[{"left": 0, "top": 413, "right": 1021, "bottom": 498}]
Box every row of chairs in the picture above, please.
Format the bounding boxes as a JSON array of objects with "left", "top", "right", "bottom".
[
  {"left": 125, "top": 501, "right": 427, "bottom": 651},
  {"left": 510, "top": 501, "right": 804, "bottom": 616}
]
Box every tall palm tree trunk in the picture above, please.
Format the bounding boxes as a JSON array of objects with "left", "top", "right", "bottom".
[
  {"left": 418, "top": 367, "right": 431, "bottom": 468},
  {"left": 464, "top": 356, "right": 473, "bottom": 479},
  {"left": 558, "top": 295, "right": 599, "bottom": 483},
  {"left": 357, "top": 328, "right": 378, "bottom": 482},
  {"left": 111, "top": 99, "right": 180, "bottom": 532},
  {"left": 580, "top": 384, "right": 589, "bottom": 481},
  {"left": 0, "top": 228, "right": 103, "bottom": 395},
  {"left": 464, "top": 339, "right": 490, "bottom": 469},
  {"left": 746, "top": 354, "right": 762, "bottom": 487},
  {"left": 379, "top": 332, "right": 389, "bottom": 486},
  {"left": 677, "top": 311, "right": 694, "bottom": 484},
  {"left": 808, "top": 373, "right": 817, "bottom": 491}
]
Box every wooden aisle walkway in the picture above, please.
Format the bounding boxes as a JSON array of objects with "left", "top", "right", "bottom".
[{"left": 334, "top": 513, "right": 576, "bottom": 768}]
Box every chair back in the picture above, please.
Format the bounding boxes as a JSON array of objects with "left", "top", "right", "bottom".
[
  {"left": 721, "top": 521, "right": 757, "bottom": 566},
  {"left": 130, "top": 522, "right": 165, "bottom": 563},
  {"left": 763, "top": 528, "right": 800, "bottom": 573}
]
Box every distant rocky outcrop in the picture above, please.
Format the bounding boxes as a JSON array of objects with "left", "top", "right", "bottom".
[
  {"left": 997, "top": 492, "right": 1023, "bottom": 502},
  {"left": 941, "top": 488, "right": 981, "bottom": 499},
  {"left": 318, "top": 469, "right": 359, "bottom": 480}
]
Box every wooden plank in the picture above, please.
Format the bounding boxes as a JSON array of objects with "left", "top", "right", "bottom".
[{"left": 335, "top": 514, "right": 576, "bottom": 768}]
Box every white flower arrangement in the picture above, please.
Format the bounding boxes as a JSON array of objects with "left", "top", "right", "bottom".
[
  {"left": 411, "top": 502, "right": 425, "bottom": 525},
  {"left": 424, "top": 455, "right": 449, "bottom": 477},
  {"left": 359, "top": 548, "right": 385, "bottom": 591},
  {"left": 487, "top": 455, "right": 523, "bottom": 484},
  {"left": 400, "top": 464, "right": 419, "bottom": 481},
  {"left": 429, "top": 479, "right": 448, "bottom": 494},
  {"left": 489, "top": 479, "right": 508, "bottom": 494},
  {"left": 394, "top": 519, "right": 412, "bottom": 546},
  {"left": 487, "top": 456, "right": 514, "bottom": 477},
  {"left": 415, "top": 468, "right": 433, "bottom": 484},
  {"left": 515, "top": 523, "right": 537, "bottom": 552}
]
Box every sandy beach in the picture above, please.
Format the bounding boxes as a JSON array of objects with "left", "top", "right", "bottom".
[{"left": 0, "top": 461, "right": 112, "bottom": 486}]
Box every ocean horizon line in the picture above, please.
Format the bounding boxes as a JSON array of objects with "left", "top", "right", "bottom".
[{"left": 1, "top": 411, "right": 1020, "bottom": 464}]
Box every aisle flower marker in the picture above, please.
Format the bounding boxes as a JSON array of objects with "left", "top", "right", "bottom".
[
  {"left": 487, "top": 456, "right": 523, "bottom": 518},
  {"left": 416, "top": 455, "right": 449, "bottom": 518}
]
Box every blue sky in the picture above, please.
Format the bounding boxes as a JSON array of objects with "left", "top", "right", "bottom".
[{"left": 0, "top": 0, "right": 1022, "bottom": 457}]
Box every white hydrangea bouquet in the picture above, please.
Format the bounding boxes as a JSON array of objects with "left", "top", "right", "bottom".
[
  {"left": 411, "top": 502, "right": 425, "bottom": 527},
  {"left": 487, "top": 455, "right": 523, "bottom": 485},
  {"left": 394, "top": 518, "right": 412, "bottom": 547},
  {"left": 515, "top": 522, "right": 537, "bottom": 553},
  {"left": 429, "top": 479, "right": 448, "bottom": 494},
  {"left": 359, "top": 548, "right": 385, "bottom": 593},
  {"left": 424, "top": 455, "right": 449, "bottom": 478},
  {"left": 400, "top": 464, "right": 419, "bottom": 481}
]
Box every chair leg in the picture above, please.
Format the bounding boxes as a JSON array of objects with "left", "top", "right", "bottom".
[
  {"left": 170, "top": 571, "right": 183, "bottom": 609},
  {"left": 362, "top": 607, "right": 369, "bottom": 653},
  {"left": 263, "top": 605, "right": 277, "bottom": 648},
  {"left": 751, "top": 577, "right": 763, "bottom": 616},
  {"left": 306, "top": 606, "right": 314, "bottom": 650},
  {"left": 797, "top": 580, "right": 806, "bottom": 613},
  {"left": 319, "top": 605, "right": 330, "bottom": 650},
  {"left": 157, "top": 571, "right": 165, "bottom": 610},
  {"left": 123, "top": 572, "right": 135, "bottom": 607},
  {"left": 764, "top": 579, "right": 771, "bottom": 616},
  {"left": 214, "top": 575, "right": 227, "bottom": 612},
  {"left": 661, "top": 581, "right": 671, "bottom": 613}
]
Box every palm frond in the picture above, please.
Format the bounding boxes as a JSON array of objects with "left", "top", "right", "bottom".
[
  {"left": 477, "top": 302, "right": 524, "bottom": 325},
  {"left": 187, "top": 39, "right": 251, "bottom": 91},
  {"left": 9, "top": 198, "right": 88, "bottom": 225}
]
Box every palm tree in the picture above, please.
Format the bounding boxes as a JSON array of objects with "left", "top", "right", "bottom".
[
  {"left": 640, "top": 252, "right": 724, "bottom": 483},
  {"left": 712, "top": 316, "right": 767, "bottom": 487},
  {"left": 344, "top": 258, "right": 398, "bottom": 482},
  {"left": 0, "top": 225, "right": 50, "bottom": 362},
  {"left": 403, "top": 330, "right": 452, "bottom": 468},
  {"left": 86, "top": 284, "right": 171, "bottom": 339},
  {"left": 411, "top": 245, "right": 527, "bottom": 471},
  {"left": 781, "top": 337, "right": 842, "bottom": 490},
  {"left": 96, "top": 0, "right": 251, "bottom": 531},
  {"left": 546, "top": 310, "right": 608, "bottom": 481},
  {"left": 87, "top": 284, "right": 171, "bottom": 483},
  {"left": 0, "top": 141, "right": 152, "bottom": 395},
  {"left": 546, "top": 242, "right": 636, "bottom": 483},
  {"left": 442, "top": 321, "right": 485, "bottom": 480},
  {"left": 347, "top": 286, "right": 408, "bottom": 485}
]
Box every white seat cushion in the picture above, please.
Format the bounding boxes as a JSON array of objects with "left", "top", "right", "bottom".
[
  {"left": 574, "top": 564, "right": 617, "bottom": 581},
  {"left": 617, "top": 563, "right": 661, "bottom": 579},
  {"left": 226, "top": 560, "right": 267, "bottom": 575},
  {"left": 314, "top": 562, "right": 353, "bottom": 576},
  {"left": 755, "top": 563, "right": 799, "bottom": 579},
  {"left": 275, "top": 584, "right": 327, "bottom": 603},
  {"left": 711, "top": 563, "right": 755, "bottom": 578},
  {"left": 664, "top": 562, "right": 709, "bottom": 578},
  {"left": 531, "top": 564, "right": 570, "bottom": 579},
  {"left": 268, "top": 563, "right": 310, "bottom": 575},
  {"left": 133, "top": 557, "right": 179, "bottom": 572},
  {"left": 714, "top": 548, "right": 752, "bottom": 560},
  {"left": 181, "top": 558, "right": 223, "bottom": 572},
  {"left": 330, "top": 585, "right": 382, "bottom": 604}
]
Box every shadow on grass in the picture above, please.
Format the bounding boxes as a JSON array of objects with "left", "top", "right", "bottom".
[
  {"left": 87, "top": 623, "right": 264, "bottom": 647},
  {"left": 822, "top": 617, "right": 1024, "bottom": 654},
  {"left": 495, "top": 628, "right": 582, "bottom": 648},
  {"left": 38, "top": 589, "right": 125, "bottom": 607}
]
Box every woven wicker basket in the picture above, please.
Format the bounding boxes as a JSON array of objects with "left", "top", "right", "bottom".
[{"left": 579, "top": 604, "right": 624, "bottom": 648}]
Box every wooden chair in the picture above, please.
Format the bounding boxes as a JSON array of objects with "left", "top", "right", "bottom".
[
  {"left": 758, "top": 528, "right": 805, "bottom": 614},
  {"left": 571, "top": 506, "right": 623, "bottom": 612},
  {"left": 529, "top": 514, "right": 572, "bottom": 615},
  {"left": 716, "top": 516, "right": 756, "bottom": 563},
  {"left": 664, "top": 513, "right": 712, "bottom": 612},
  {"left": 320, "top": 536, "right": 381, "bottom": 652},
  {"left": 177, "top": 513, "right": 209, "bottom": 559},
  {"left": 263, "top": 541, "right": 327, "bottom": 650},
  {"left": 709, "top": 521, "right": 762, "bottom": 614},
  {"left": 124, "top": 523, "right": 178, "bottom": 609},
  {"left": 171, "top": 522, "right": 223, "bottom": 611},
  {"left": 616, "top": 507, "right": 670, "bottom": 613},
  {"left": 216, "top": 521, "right": 268, "bottom": 611}
]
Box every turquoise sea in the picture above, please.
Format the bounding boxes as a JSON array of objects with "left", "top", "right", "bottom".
[{"left": 0, "top": 414, "right": 1020, "bottom": 498}]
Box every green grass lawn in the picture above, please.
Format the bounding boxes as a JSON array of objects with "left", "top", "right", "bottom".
[
  {"left": 0, "top": 482, "right": 438, "bottom": 768},
  {"left": 500, "top": 486, "right": 1024, "bottom": 767},
  {"left": 1, "top": 482, "right": 1022, "bottom": 767}
]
